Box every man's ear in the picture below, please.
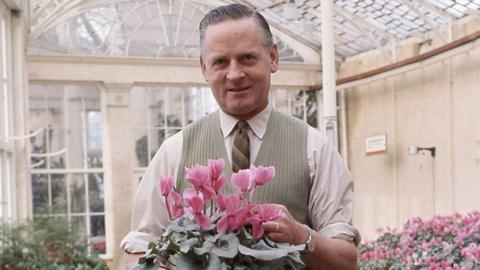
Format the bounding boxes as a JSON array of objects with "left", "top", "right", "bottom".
[
  {"left": 270, "top": 44, "right": 279, "bottom": 73},
  {"left": 200, "top": 56, "right": 208, "bottom": 82}
]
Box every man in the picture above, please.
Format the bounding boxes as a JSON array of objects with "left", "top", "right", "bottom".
[{"left": 122, "top": 4, "right": 360, "bottom": 269}]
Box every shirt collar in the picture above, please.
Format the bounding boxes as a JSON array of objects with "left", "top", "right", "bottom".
[{"left": 219, "top": 104, "right": 272, "bottom": 139}]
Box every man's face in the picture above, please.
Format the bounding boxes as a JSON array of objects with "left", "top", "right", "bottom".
[{"left": 200, "top": 17, "right": 279, "bottom": 120}]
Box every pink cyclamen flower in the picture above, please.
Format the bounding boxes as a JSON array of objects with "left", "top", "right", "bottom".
[
  {"left": 248, "top": 204, "right": 283, "bottom": 239},
  {"left": 217, "top": 194, "right": 250, "bottom": 233},
  {"left": 208, "top": 159, "right": 226, "bottom": 193},
  {"left": 182, "top": 188, "right": 197, "bottom": 206},
  {"left": 194, "top": 213, "right": 211, "bottom": 229},
  {"left": 167, "top": 191, "right": 184, "bottom": 219},
  {"left": 213, "top": 175, "right": 226, "bottom": 193},
  {"left": 160, "top": 176, "right": 174, "bottom": 196},
  {"left": 186, "top": 165, "right": 209, "bottom": 187},
  {"left": 189, "top": 193, "right": 205, "bottom": 213},
  {"left": 252, "top": 166, "right": 275, "bottom": 186},
  {"left": 217, "top": 192, "right": 226, "bottom": 212},
  {"left": 186, "top": 165, "right": 216, "bottom": 199},
  {"left": 208, "top": 159, "right": 225, "bottom": 180},
  {"left": 231, "top": 169, "right": 253, "bottom": 192},
  {"left": 183, "top": 190, "right": 211, "bottom": 229}
]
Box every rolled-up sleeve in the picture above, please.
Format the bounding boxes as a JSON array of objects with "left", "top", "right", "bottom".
[
  {"left": 120, "top": 132, "right": 183, "bottom": 253},
  {"left": 307, "top": 128, "right": 361, "bottom": 246}
]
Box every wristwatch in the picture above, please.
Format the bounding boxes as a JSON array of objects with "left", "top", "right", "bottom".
[{"left": 302, "top": 225, "right": 316, "bottom": 254}]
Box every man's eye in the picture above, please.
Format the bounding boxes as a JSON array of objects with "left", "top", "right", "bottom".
[
  {"left": 213, "top": 59, "right": 226, "bottom": 66},
  {"left": 242, "top": 55, "right": 255, "bottom": 61}
]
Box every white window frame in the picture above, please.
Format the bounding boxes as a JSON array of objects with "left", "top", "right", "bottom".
[
  {"left": 29, "top": 84, "right": 106, "bottom": 255},
  {"left": 0, "top": 2, "right": 15, "bottom": 223}
]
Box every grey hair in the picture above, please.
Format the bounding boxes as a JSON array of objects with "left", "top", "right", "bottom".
[{"left": 199, "top": 4, "right": 273, "bottom": 51}]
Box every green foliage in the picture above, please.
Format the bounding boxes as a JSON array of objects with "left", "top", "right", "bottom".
[
  {"left": 0, "top": 217, "right": 108, "bottom": 270},
  {"left": 134, "top": 215, "right": 304, "bottom": 270}
]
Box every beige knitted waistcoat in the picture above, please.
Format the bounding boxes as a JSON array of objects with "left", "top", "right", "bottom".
[{"left": 176, "top": 109, "right": 310, "bottom": 224}]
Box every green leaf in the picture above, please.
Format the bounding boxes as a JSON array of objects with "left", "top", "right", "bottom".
[
  {"left": 193, "top": 240, "right": 214, "bottom": 255},
  {"left": 287, "top": 252, "right": 305, "bottom": 267},
  {"left": 132, "top": 263, "right": 158, "bottom": 270},
  {"left": 238, "top": 240, "right": 288, "bottom": 260},
  {"left": 176, "top": 253, "right": 203, "bottom": 269},
  {"left": 211, "top": 233, "right": 239, "bottom": 258},
  {"left": 147, "top": 241, "right": 157, "bottom": 250},
  {"left": 206, "top": 254, "right": 221, "bottom": 270},
  {"left": 179, "top": 238, "right": 200, "bottom": 253}
]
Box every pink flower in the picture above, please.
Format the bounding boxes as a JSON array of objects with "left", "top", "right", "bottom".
[
  {"left": 212, "top": 175, "right": 226, "bottom": 193},
  {"left": 194, "top": 213, "right": 211, "bottom": 229},
  {"left": 252, "top": 166, "right": 275, "bottom": 186},
  {"left": 160, "top": 176, "right": 174, "bottom": 196},
  {"left": 217, "top": 194, "right": 250, "bottom": 233},
  {"left": 208, "top": 159, "right": 224, "bottom": 180},
  {"left": 189, "top": 193, "right": 205, "bottom": 213},
  {"left": 182, "top": 188, "right": 197, "bottom": 206},
  {"left": 183, "top": 191, "right": 211, "bottom": 229},
  {"left": 217, "top": 192, "right": 226, "bottom": 212},
  {"left": 167, "top": 191, "right": 184, "bottom": 219},
  {"left": 186, "top": 165, "right": 216, "bottom": 199},
  {"left": 248, "top": 204, "right": 282, "bottom": 239},
  {"left": 232, "top": 169, "right": 253, "bottom": 192},
  {"left": 186, "top": 165, "right": 209, "bottom": 187}
]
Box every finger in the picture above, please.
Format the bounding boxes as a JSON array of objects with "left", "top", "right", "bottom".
[
  {"left": 266, "top": 232, "right": 288, "bottom": 243},
  {"left": 263, "top": 221, "right": 280, "bottom": 233}
]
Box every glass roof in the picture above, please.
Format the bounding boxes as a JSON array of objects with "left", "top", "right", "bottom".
[{"left": 28, "top": 0, "right": 480, "bottom": 62}]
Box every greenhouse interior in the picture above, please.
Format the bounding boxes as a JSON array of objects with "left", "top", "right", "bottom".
[{"left": 1, "top": 0, "right": 480, "bottom": 269}]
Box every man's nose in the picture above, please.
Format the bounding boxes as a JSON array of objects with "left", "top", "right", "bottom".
[{"left": 226, "top": 63, "right": 245, "bottom": 81}]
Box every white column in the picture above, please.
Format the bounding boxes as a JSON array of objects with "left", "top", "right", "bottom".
[
  {"left": 11, "top": 6, "right": 31, "bottom": 220},
  {"left": 321, "top": 0, "right": 338, "bottom": 148},
  {"left": 99, "top": 82, "right": 135, "bottom": 269}
]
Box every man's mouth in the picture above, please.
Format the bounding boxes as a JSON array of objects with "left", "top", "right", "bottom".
[{"left": 227, "top": 86, "right": 250, "bottom": 92}]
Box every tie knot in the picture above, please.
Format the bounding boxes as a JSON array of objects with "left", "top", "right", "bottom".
[{"left": 236, "top": 120, "right": 249, "bottom": 130}]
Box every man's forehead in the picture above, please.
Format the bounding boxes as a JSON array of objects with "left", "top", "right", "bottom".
[{"left": 203, "top": 17, "right": 260, "bottom": 39}]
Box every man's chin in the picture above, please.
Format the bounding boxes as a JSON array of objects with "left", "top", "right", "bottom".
[{"left": 222, "top": 105, "right": 263, "bottom": 120}]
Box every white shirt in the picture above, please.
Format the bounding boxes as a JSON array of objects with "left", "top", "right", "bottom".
[{"left": 121, "top": 104, "right": 360, "bottom": 252}]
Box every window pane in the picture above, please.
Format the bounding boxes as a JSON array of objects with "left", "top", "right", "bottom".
[
  {"left": 292, "top": 90, "right": 306, "bottom": 121},
  {"left": 51, "top": 174, "right": 67, "bottom": 214},
  {"left": 71, "top": 215, "right": 87, "bottom": 239},
  {"left": 305, "top": 90, "right": 318, "bottom": 128},
  {"left": 87, "top": 111, "right": 102, "bottom": 168},
  {"left": 134, "top": 128, "right": 148, "bottom": 167},
  {"left": 89, "top": 173, "right": 104, "bottom": 212},
  {"left": 49, "top": 128, "right": 66, "bottom": 169},
  {"left": 185, "top": 88, "right": 217, "bottom": 123},
  {"left": 66, "top": 128, "right": 86, "bottom": 168},
  {"left": 271, "top": 89, "right": 291, "bottom": 114},
  {"left": 70, "top": 174, "right": 86, "bottom": 213},
  {"left": 32, "top": 174, "right": 49, "bottom": 214},
  {"left": 90, "top": 215, "right": 106, "bottom": 253}
]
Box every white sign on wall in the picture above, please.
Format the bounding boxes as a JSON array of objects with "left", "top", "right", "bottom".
[{"left": 365, "top": 134, "right": 387, "bottom": 155}]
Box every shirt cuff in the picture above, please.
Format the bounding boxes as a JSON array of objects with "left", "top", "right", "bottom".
[
  {"left": 318, "top": 222, "right": 361, "bottom": 246},
  {"left": 120, "top": 231, "right": 161, "bottom": 253}
]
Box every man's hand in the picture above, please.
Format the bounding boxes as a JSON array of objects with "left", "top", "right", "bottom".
[
  {"left": 262, "top": 204, "right": 308, "bottom": 245},
  {"left": 262, "top": 204, "right": 358, "bottom": 270}
]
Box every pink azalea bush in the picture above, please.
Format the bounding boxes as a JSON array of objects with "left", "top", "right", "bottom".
[
  {"left": 359, "top": 211, "right": 480, "bottom": 270},
  {"left": 136, "top": 159, "right": 304, "bottom": 269}
]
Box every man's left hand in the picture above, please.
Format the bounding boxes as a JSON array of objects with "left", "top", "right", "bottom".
[{"left": 262, "top": 203, "right": 309, "bottom": 245}]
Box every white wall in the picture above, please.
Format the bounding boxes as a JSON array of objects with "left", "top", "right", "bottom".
[{"left": 340, "top": 17, "right": 480, "bottom": 241}]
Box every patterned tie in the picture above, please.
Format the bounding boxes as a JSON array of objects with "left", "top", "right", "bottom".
[{"left": 232, "top": 121, "right": 250, "bottom": 173}]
